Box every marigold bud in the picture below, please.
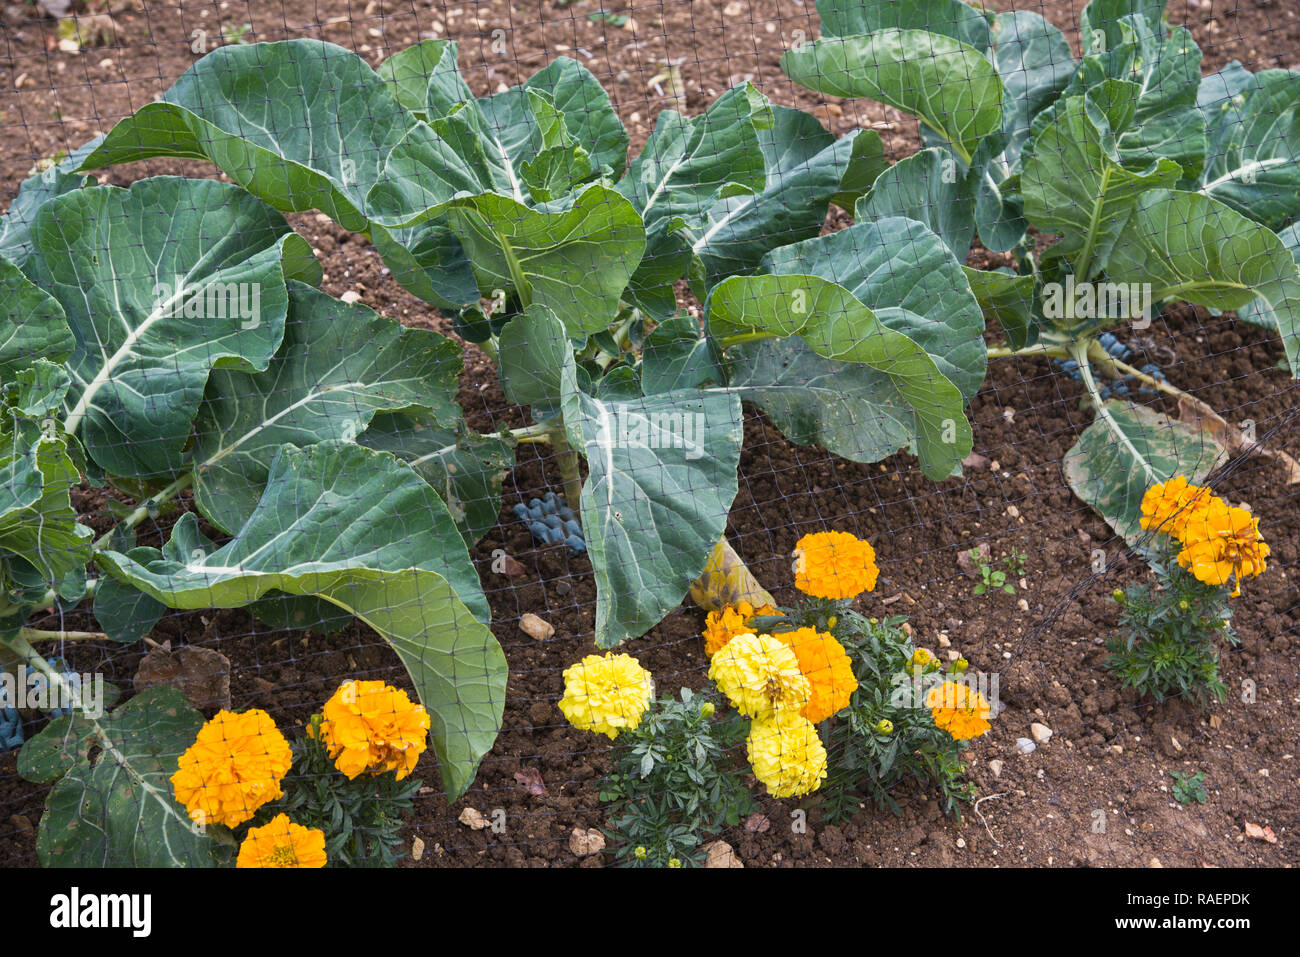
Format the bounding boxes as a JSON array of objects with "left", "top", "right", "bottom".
[
  {"left": 700, "top": 702, "right": 715, "bottom": 719},
  {"left": 826, "top": 615, "right": 837, "bottom": 629},
  {"left": 668, "top": 858, "right": 682, "bottom": 868},
  {"left": 954, "top": 657, "right": 970, "bottom": 673},
  {"left": 634, "top": 846, "right": 647, "bottom": 860},
  {"left": 1112, "top": 588, "right": 1125, "bottom": 602},
  {"left": 875, "top": 718, "right": 894, "bottom": 735}
]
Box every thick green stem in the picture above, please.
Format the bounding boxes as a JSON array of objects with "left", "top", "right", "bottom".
[
  {"left": 550, "top": 427, "right": 585, "bottom": 509},
  {"left": 93, "top": 472, "right": 193, "bottom": 551},
  {"left": 21, "top": 627, "right": 110, "bottom": 643},
  {"left": 499, "top": 239, "right": 533, "bottom": 310},
  {"left": 509, "top": 423, "right": 554, "bottom": 444},
  {"left": 2, "top": 632, "right": 91, "bottom": 709},
  {"left": 986, "top": 343, "right": 1070, "bottom": 360}
]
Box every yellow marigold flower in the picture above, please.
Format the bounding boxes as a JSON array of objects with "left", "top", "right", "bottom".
[
  {"left": 792, "top": 530, "right": 879, "bottom": 600},
  {"left": 746, "top": 711, "right": 828, "bottom": 798},
  {"left": 909, "top": 647, "right": 936, "bottom": 674},
  {"left": 314, "top": 680, "right": 431, "bottom": 780},
  {"left": 708, "top": 632, "right": 810, "bottom": 719},
  {"left": 926, "top": 680, "right": 992, "bottom": 741},
  {"left": 171, "top": 708, "right": 292, "bottom": 830},
  {"left": 775, "top": 627, "right": 858, "bottom": 724},
  {"left": 1176, "top": 499, "right": 1269, "bottom": 597},
  {"left": 702, "top": 600, "right": 781, "bottom": 656},
  {"left": 558, "top": 653, "right": 654, "bottom": 739},
  {"left": 1139, "top": 476, "right": 1214, "bottom": 540},
  {"left": 236, "top": 814, "right": 327, "bottom": 869}
]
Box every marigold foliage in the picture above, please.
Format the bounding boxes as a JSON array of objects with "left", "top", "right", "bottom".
[
  {"left": 314, "top": 680, "right": 431, "bottom": 780},
  {"left": 236, "top": 813, "right": 328, "bottom": 868},
  {"left": 559, "top": 653, "right": 655, "bottom": 739},
  {"left": 776, "top": 626, "right": 858, "bottom": 724},
  {"left": 708, "top": 632, "right": 810, "bottom": 719},
  {"left": 926, "top": 680, "right": 992, "bottom": 742},
  {"left": 171, "top": 708, "right": 293, "bottom": 829},
  {"left": 703, "top": 600, "right": 780, "bottom": 656},
  {"left": 793, "top": 530, "right": 879, "bottom": 600},
  {"left": 1176, "top": 498, "right": 1270, "bottom": 597},
  {"left": 746, "top": 711, "right": 828, "bottom": 798}
]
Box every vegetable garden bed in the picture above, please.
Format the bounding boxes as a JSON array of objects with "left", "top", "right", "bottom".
[{"left": 0, "top": 0, "right": 1297, "bottom": 868}]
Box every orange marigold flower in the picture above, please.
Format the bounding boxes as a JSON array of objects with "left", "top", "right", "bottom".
[
  {"left": 702, "top": 600, "right": 781, "bottom": 656},
  {"left": 171, "top": 708, "right": 293, "bottom": 829},
  {"left": 236, "top": 814, "right": 327, "bottom": 869},
  {"left": 1176, "top": 499, "right": 1269, "bottom": 597},
  {"left": 776, "top": 626, "right": 858, "bottom": 724},
  {"left": 792, "top": 531, "right": 879, "bottom": 600},
  {"left": 312, "top": 680, "right": 431, "bottom": 780},
  {"left": 1139, "top": 476, "right": 1214, "bottom": 540},
  {"left": 926, "top": 680, "right": 992, "bottom": 741}
]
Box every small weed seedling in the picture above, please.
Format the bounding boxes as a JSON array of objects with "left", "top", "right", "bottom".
[
  {"left": 1170, "top": 770, "right": 1207, "bottom": 805},
  {"left": 221, "top": 22, "right": 253, "bottom": 44},
  {"left": 969, "top": 549, "right": 1023, "bottom": 596}
]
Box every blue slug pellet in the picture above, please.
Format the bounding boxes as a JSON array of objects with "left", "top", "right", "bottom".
[
  {"left": 0, "top": 707, "right": 22, "bottom": 753},
  {"left": 1141, "top": 363, "right": 1167, "bottom": 382},
  {"left": 516, "top": 493, "right": 586, "bottom": 555},
  {"left": 1054, "top": 334, "right": 1166, "bottom": 397}
]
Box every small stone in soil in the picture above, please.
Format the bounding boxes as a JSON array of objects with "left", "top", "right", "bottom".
[
  {"left": 570, "top": 827, "right": 605, "bottom": 857},
  {"left": 703, "top": 840, "right": 742, "bottom": 868},
  {"left": 519, "top": 613, "right": 555, "bottom": 640},
  {"left": 496, "top": 553, "right": 527, "bottom": 577},
  {"left": 1031, "top": 722, "right": 1053, "bottom": 744},
  {"left": 458, "top": 807, "right": 490, "bottom": 830},
  {"left": 1015, "top": 737, "right": 1037, "bottom": 754},
  {"left": 556, "top": 580, "right": 572, "bottom": 596}
]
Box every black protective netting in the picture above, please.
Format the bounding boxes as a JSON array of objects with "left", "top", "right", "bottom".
[{"left": 1, "top": 0, "right": 1297, "bottom": 870}]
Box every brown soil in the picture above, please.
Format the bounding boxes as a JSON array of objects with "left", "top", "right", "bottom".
[{"left": 2, "top": 0, "right": 1299, "bottom": 868}]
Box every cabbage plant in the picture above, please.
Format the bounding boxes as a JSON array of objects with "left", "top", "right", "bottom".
[
  {"left": 0, "top": 36, "right": 983, "bottom": 862},
  {"left": 780, "top": 0, "right": 1300, "bottom": 545}
]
